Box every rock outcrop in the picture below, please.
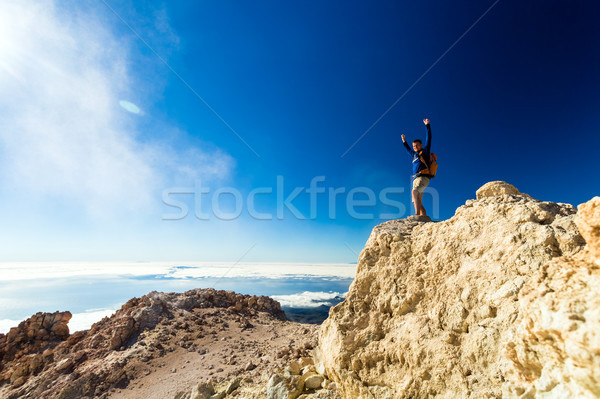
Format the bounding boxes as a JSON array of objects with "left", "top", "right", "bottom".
[
  {"left": 476, "top": 180, "right": 525, "bottom": 200},
  {"left": 1, "top": 311, "right": 72, "bottom": 360},
  {"left": 315, "top": 182, "right": 598, "bottom": 398},
  {"left": 502, "top": 197, "right": 600, "bottom": 398}
]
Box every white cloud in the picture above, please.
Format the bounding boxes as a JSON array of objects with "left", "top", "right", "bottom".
[
  {"left": 0, "top": 308, "right": 119, "bottom": 334},
  {"left": 0, "top": 261, "right": 357, "bottom": 281},
  {"left": 0, "top": 319, "right": 21, "bottom": 334},
  {"left": 271, "top": 291, "right": 347, "bottom": 308},
  {"left": 0, "top": 0, "right": 233, "bottom": 218},
  {"left": 69, "top": 308, "right": 118, "bottom": 332}
]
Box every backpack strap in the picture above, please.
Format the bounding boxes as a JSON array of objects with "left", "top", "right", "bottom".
[
  {"left": 413, "top": 150, "right": 433, "bottom": 178},
  {"left": 418, "top": 150, "right": 430, "bottom": 169}
]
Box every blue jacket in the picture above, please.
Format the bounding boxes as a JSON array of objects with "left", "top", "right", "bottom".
[{"left": 403, "top": 124, "right": 432, "bottom": 177}]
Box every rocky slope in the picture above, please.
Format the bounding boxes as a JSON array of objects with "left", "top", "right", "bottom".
[
  {"left": 0, "top": 289, "right": 330, "bottom": 399},
  {"left": 315, "top": 181, "right": 599, "bottom": 398}
]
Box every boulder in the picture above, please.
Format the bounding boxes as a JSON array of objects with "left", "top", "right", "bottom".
[
  {"left": 304, "top": 373, "right": 324, "bottom": 390},
  {"left": 190, "top": 382, "right": 214, "bottom": 399},
  {"left": 266, "top": 374, "right": 303, "bottom": 399},
  {"left": 475, "top": 180, "right": 521, "bottom": 199}
]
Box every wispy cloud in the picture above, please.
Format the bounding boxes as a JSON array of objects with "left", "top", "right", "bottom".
[{"left": 0, "top": 0, "right": 233, "bottom": 218}]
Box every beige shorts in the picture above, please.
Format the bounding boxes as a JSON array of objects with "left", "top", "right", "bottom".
[{"left": 412, "top": 176, "right": 430, "bottom": 194}]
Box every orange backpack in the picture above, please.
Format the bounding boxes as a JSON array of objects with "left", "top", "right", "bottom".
[{"left": 418, "top": 151, "right": 438, "bottom": 178}]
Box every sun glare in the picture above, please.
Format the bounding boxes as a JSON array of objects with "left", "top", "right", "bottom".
[{"left": 119, "top": 99, "right": 141, "bottom": 114}]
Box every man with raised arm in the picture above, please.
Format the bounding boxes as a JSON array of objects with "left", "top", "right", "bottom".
[{"left": 401, "top": 118, "right": 432, "bottom": 217}]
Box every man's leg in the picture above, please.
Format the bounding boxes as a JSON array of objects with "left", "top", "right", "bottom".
[
  {"left": 411, "top": 177, "right": 429, "bottom": 216},
  {"left": 418, "top": 191, "right": 427, "bottom": 216},
  {"left": 412, "top": 189, "right": 422, "bottom": 215}
]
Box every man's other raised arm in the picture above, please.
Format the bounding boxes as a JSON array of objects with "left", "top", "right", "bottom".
[
  {"left": 401, "top": 134, "right": 414, "bottom": 156},
  {"left": 423, "top": 119, "right": 432, "bottom": 152}
]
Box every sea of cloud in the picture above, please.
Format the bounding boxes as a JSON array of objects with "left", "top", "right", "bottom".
[
  {"left": 0, "top": 261, "right": 356, "bottom": 281},
  {"left": 271, "top": 291, "right": 347, "bottom": 308},
  {"left": 0, "top": 261, "right": 356, "bottom": 333}
]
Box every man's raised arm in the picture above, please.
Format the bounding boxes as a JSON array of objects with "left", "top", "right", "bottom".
[
  {"left": 401, "top": 134, "right": 414, "bottom": 156},
  {"left": 423, "top": 118, "right": 432, "bottom": 152}
]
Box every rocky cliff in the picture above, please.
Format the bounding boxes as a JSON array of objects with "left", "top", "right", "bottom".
[{"left": 315, "top": 181, "right": 599, "bottom": 398}]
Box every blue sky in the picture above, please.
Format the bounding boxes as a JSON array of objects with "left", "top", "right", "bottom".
[{"left": 0, "top": 0, "right": 598, "bottom": 262}]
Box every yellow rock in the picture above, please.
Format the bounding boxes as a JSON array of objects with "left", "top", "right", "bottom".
[{"left": 315, "top": 182, "right": 598, "bottom": 398}]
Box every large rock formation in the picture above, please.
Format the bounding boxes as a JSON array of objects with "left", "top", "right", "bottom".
[{"left": 315, "top": 182, "right": 598, "bottom": 398}]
